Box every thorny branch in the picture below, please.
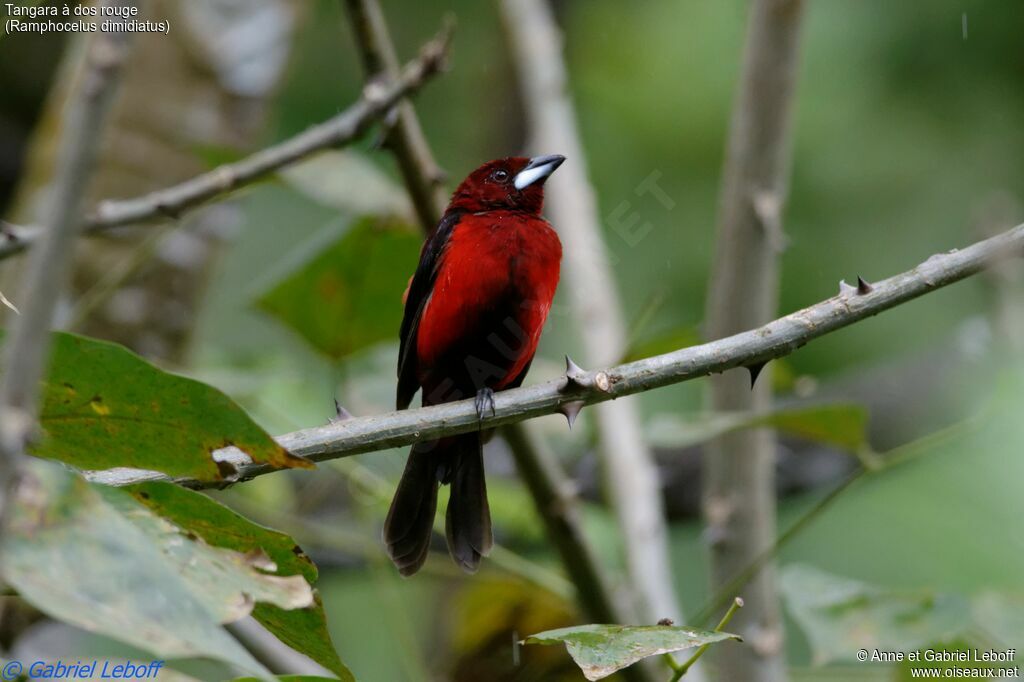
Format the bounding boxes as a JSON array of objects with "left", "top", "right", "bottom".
[{"left": 86, "top": 221, "right": 1024, "bottom": 489}]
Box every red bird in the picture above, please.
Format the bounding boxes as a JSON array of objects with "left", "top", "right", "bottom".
[{"left": 385, "top": 155, "right": 565, "bottom": 576}]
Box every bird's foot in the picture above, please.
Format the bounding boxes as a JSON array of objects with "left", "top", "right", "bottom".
[{"left": 474, "top": 387, "right": 496, "bottom": 421}]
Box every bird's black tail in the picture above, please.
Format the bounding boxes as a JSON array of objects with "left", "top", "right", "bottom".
[{"left": 384, "top": 433, "right": 492, "bottom": 576}]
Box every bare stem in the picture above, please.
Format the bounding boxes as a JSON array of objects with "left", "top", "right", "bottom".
[
  {"left": 702, "top": 1, "right": 805, "bottom": 679},
  {"left": 669, "top": 598, "right": 745, "bottom": 682},
  {"left": 502, "top": 423, "right": 621, "bottom": 623}
]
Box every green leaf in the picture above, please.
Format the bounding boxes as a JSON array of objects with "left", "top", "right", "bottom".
[
  {"left": 251, "top": 599, "right": 353, "bottom": 682},
  {"left": 522, "top": 624, "right": 739, "bottom": 681},
  {"left": 749, "top": 404, "right": 870, "bottom": 452},
  {"left": 27, "top": 332, "right": 311, "bottom": 480},
  {"left": 255, "top": 215, "right": 421, "bottom": 361},
  {"left": 780, "top": 564, "right": 969, "bottom": 665},
  {"left": 647, "top": 403, "right": 870, "bottom": 453},
  {"left": 125, "top": 482, "right": 353, "bottom": 681},
  {"left": 233, "top": 677, "right": 341, "bottom": 682},
  {"left": 0, "top": 462, "right": 296, "bottom": 679}
]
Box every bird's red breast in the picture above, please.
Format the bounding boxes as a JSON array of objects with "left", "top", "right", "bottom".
[
  {"left": 415, "top": 210, "right": 561, "bottom": 390},
  {"left": 395, "top": 155, "right": 566, "bottom": 410}
]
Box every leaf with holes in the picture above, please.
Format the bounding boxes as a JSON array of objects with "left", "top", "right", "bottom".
[
  {"left": 126, "top": 482, "right": 353, "bottom": 681},
  {"left": 0, "top": 461, "right": 319, "bottom": 679},
  {"left": 25, "top": 332, "right": 311, "bottom": 480},
  {"left": 522, "top": 624, "right": 739, "bottom": 680},
  {"left": 255, "top": 215, "right": 421, "bottom": 360}
]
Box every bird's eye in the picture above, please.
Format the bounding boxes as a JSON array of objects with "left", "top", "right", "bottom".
[{"left": 490, "top": 169, "right": 509, "bottom": 183}]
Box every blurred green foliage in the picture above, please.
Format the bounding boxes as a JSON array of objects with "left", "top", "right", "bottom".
[{"left": 255, "top": 215, "right": 421, "bottom": 361}]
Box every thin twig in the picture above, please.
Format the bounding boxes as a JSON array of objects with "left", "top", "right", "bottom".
[
  {"left": 669, "top": 598, "right": 745, "bottom": 682},
  {"left": 83, "top": 222, "right": 1024, "bottom": 489},
  {"left": 499, "top": 0, "right": 688, "bottom": 648},
  {"left": 502, "top": 423, "right": 622, "bottom": 622},
  {"left": 0, "top": 25, "right": 453, "bottom": 262},
  {"left": 341, "top": 0, "right": 451, "bottom": 232},
  {"left": 0, "top": 1, "right": 134, "bottom": 511},
  {"left": 702, "top": 1, "right": 806, "bottom": 679}
]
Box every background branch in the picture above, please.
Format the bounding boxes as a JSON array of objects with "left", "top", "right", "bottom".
[
  {"left": 500, "top": 0, "right": 691, "bottom": 648},
  {"left": 502, "top": 420, "right": 624, "bottom": 624},
  {"left": 0, "top": 1, "right": 134, "bottom": 511},
  {"left": 0, "top": 26, "right": 452, "bottom": 262},
  {"left": 341, "top": 0, "right": 451, "bottom": 232},
  {"left": 702, "top": 1, "right": 806, "bottom": 680},
  {"left": 85, "top": 221, "right": 1024, "bottom": 487}
]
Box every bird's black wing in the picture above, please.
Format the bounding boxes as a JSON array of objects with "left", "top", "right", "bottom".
[{"left": 397, "top": 209, "right": 463, "bottom": 410}]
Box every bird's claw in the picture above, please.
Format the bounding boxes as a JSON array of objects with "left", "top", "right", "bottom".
[{"left": 474, "top": 387, "right": 496, "bottom": 421}]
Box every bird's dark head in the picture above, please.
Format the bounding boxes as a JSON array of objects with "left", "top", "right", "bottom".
[{"left": 449, "top": 154, "right": 565, "bottom": 214}]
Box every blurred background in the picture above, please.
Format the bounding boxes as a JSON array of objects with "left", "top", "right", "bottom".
[{"left": 1, "top": 0, "right": 1022, "bottom": 680}]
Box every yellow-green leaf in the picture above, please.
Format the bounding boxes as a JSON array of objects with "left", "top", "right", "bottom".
[{"left": 522, "top": 624, "right": 739, "bottom": 681}]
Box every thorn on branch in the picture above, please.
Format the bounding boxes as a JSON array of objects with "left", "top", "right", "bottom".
[
  {"left": 745, "top": 360, "right": 768, "bottom": 389},
  {"left": 562, "top": 354, "right": 586, "bottom": 390},
  {"left": 331, "top": 399, "right": 354, "bottom": 424},
  {"left": 856, "top": 275, "right": 873, "bottom": 295},
  {"left": 155, "top": 200, "right": 181, "bottom": 220},
  {"left": 557, "top": 400, "right": 584, "bottom": 429},
  {"left": 560, "top": 354, "right": 611, "bottom": 393}
]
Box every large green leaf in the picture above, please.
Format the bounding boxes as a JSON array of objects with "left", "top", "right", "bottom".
[
  {"left": 126, "top": 482, "right": 353, "bottom": 681},
  {"left": 780, "top": 564, "right": 969, "bottom": 665},
  {"left": 647, "top": 403, "right": 870, "bottom": 454},
  {"left": 255, "top": 215, "right": 422, "bottom": 360},
  {"left": 522, "top": 624, "right": 739, "bottom": 681},
  {"left": 27, "top": 332, "right": 311, "bottom": 480},
  {"left": 0, "top": 462, "right": 310, "bottom": 679}
]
